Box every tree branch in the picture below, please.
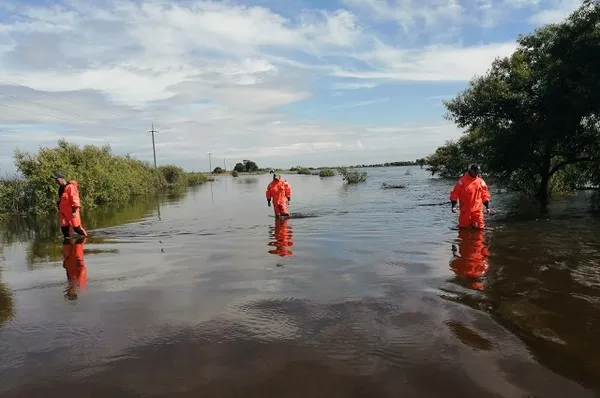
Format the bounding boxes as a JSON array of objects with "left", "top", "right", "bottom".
[{"left": 549, "top": 157, "right": 596, "bottom": 177}]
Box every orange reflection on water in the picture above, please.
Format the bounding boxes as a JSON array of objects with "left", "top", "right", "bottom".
[
  {"left": 267, "top": 218, "right": 294, "bottom": 257},
  {"left": 450, "top": 228, "right": 490, "bottom": 291},
  {"left": 63, "top": 237, "right": 87, "bottom": 300}
]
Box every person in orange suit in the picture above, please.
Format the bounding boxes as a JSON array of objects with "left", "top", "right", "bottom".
[
  {"left": 268, "top": 217, "right": 294, "bottom": 257},
  {"left": 450, "top": 164, "right": 491, "bottom": 229},
  {"left": 54, "top": 173, "right": 87, "bottom": 238},
  {"left": 450, "top": 228, "right": 490, "bottom": 291},
  {"left": 266, "top": 174, "right": 292, "bottom": 219},
  {"left": 63, "top": 237, "right": 87, "bottom": 300}
]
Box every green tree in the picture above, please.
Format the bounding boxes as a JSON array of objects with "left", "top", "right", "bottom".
[
  {"left": 243, "top": 160, "right": 259, "bottom": 172},
  {"left": 234, "top": 160, "right": 259, "bottom": 172},
  {"left": 437, "top": 0, "right": 600, "bottom": 206},
  {"left": 234, "top": 162, "right": 245, "bottom": 172}
]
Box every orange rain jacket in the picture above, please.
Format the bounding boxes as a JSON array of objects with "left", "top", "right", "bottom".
[
  {"left": 450, "top": 173, "right": 491, "bottom": 228},
  {"left": 58, "top": 180, "right": 84, "bottom": 228},
  {"left": 266, "top": 179, "right": 292, "bottom": 216}
]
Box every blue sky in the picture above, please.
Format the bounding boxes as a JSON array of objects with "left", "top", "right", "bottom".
[{"left": 0, "top": 0, "right": 583, "bottom": 172}]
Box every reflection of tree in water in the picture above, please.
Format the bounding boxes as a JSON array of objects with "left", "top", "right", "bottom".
[
  {"left": 235, "top": 177, "right": 259, "bottom": 184},
  {"left": 440, "top": 216, "right": 600, "bottom": 390},
  {"left": 0, "top": 281, "right": 14, "bottom": 327},
  {"left": 0, "top": 237, "right": 15, "bottom": 327}
]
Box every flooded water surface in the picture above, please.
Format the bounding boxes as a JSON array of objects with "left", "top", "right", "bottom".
[{"left": 1, "top": 167, "right": 599, "bottom": 397}]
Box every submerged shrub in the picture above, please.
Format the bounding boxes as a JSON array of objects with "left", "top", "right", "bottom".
[
  {"left": 381, "top": 182, "right": 406, "bottom": 189},
  {"left": 338, "top": 167, "right": 367, "bottom": 184},
  {"left": 297, "top": 167, "right": 313, "bottom": 175},
  {"left": 186, "top": 172, "right": 210, "bottom": 186},
  {"left": 319, "top": 169, "right": 336, "bottom": 177},
  {"left": 0, "top": 177, "right": 33, "bottom": 219},
  {"left": 158, "top": 165, "right": 186, "bottom": 186},
  {"left": 0, "top": 139, "right": 208, "bottom": 219}
]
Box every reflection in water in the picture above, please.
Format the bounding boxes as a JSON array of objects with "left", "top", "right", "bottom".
[
  {"left": 0, "top": 282, "right": 14, "bottom": 327},
  {"left": 450, "top": 228, "right": 490, "bottom": 291},
  {"left": 267, "top": 218, "right": 294, "bottom": 257},
  {"left": 1, "top": 170, "right": 600, "bottom": 396},
  {"left": 236, "top": 177, "right": 259, "bottom": 184},
  {"left": 156, "top": 194, "right": 162, "bottom": 221},
  {"left": 445, "top": 320, "right": 494, "bottom": 351},
  {"left": 62, "top": 237, "right": 87, "bottom": 300}
]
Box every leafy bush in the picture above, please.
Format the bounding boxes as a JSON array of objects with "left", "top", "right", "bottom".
[
  {"left": 186, "top": 172, "right": 210, "bottom": 186},
  {"left": 297, "top": 167, "right": 313, "bottom": 175},
  {"left": 231, "top": 170, "right": 239, "bottom": 177},
  {"left": 319, "top": 169, "right": 335, "bottom": 177},
  {"left": 338, "top": 167, "right": 367, "bottom": 184},
  {"left": 158, "top": 165, "right": 186, "bottom": 187},
  {"left": 0, "top": 140, "right": 209, "bottom": 219},
  {"left": 0, "top": 177, "right": 32, "bottom": 219}
]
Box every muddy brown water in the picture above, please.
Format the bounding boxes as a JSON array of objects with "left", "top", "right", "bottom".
[{"left": 0, "top": 167, "right": 599, "bottom": 397}]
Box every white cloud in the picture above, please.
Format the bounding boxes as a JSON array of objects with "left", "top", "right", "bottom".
[
  {"left": 330, "top": 97, "right": 390, "bottom": 109},
  {"left": 529, "top": 0, "right": 582, "bottom": 25},
  {"left": 333, "top": 42, "right": 518, "bottom": 81},
  {"left": 0, "top": 0, "right": 570, "bottom": 172},
  {"left": 331, "top": 82, "right": 379, "bottom": 90}
]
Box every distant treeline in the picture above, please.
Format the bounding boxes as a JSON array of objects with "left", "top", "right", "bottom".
[{"left": 306, "top": 159, "right": 427, "bottom": 170}]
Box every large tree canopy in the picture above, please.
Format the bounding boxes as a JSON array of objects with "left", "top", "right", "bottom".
[{"left": 427, "top": 0, "right": 600, "bottom": 205}]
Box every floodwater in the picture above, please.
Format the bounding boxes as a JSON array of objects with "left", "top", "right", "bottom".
[{"left": 1, "top": 167, "right": 599, "bottom": 397}]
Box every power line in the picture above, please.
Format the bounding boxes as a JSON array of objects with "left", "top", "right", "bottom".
[
  {"left": 0, "top": 76, "right": 125, "bottom": 119},
  {"left": 2, "top": 94, "right": 107, "bottom": 124},
  {"left": 0, "top": 97, "right": 142, "bottom": 132},
  {"left": 0, "top": 79, "right": 169, "bottom": 165},
  {"left": 0, "top": 102, "right": 87, "bottom": 125}
]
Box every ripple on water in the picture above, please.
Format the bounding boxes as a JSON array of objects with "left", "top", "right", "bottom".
[{"left": 0, "top": 169, "right": 599, "bottom": 397}]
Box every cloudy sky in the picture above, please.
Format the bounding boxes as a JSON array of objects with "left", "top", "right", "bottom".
[{"left": 0, "top": 0, "right": 581, "bottom": 172}]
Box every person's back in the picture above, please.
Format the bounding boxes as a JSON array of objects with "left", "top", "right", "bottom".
[
  {"left": 454, "top": 173, "right": 485, "bottom": 210},
  {"left": 449, "top": 164, "right": 491, "bottom": 229}
]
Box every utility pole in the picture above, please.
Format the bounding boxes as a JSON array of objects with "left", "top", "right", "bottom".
[
  {"left": 149, "top": 123, "right": 158, "bottom": 168},
  {"left": 223, "top": 159, "right": 226, "bottom": 171},
  {"left": 208, "top": 151, "right": 212, "bottom": 174}
]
